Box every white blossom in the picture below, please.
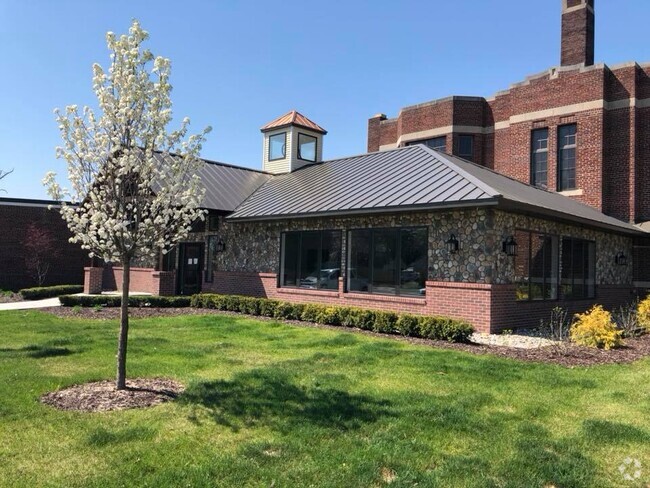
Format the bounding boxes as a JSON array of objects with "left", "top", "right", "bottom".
[{"left": 44, "top": 19, "right": 210, "bottom": 264}]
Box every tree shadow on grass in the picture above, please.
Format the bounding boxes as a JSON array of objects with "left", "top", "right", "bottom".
[
  {"left": 0, "top": 344, "right": 74, "bottom": 358},
  {"left": 179, "top": 369, "right": 393, "bottom": 432},
  {"left": 494, "top": 423, "right": 598, "bottom": 488},
  {"left": 581, "top": 419, "right": 650, "bottom": 444},
  {"left": 86, "top": 426, "right": 156, "bottom": 447}
]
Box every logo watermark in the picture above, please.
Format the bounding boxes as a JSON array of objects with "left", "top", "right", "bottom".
[{"left": 619, "top": 457, "right": 642, "bottom": 481}]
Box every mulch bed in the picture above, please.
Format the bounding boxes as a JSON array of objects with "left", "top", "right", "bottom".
[
  {"left": 40, "top": 378, "right": 184, "bottom": 412},
  {"left": 0, "top": 292, "right": 22, "bottom": 304},
  {"left": 42, "top": 307, "right": 650, "bottom": 367}
]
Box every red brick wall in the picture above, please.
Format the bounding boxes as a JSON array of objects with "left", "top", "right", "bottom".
[
  {"left": 491, "top": 284, "right": 637, "bottom": 332},
  {"left": 0, "top": 202, "right": 87, "bottom": 290},
  {"left": 367, "top": 63, "right": 650, "bottom": 223},
  {"left": 203, "top": 271, "right": 639, "bottom": 333}
]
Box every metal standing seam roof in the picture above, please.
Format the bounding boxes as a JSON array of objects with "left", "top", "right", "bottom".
[
  {"left": 153, "top": 153, "right": 272, "bottom": 212},
  {"left": 197, "top": 159, "right": 271, "bottom": 211},
  {"left": 227, "top": 145, "right": 644, "bottom": 236}
]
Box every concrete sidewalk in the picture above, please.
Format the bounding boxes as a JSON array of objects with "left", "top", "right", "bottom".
[
  {"left": 0, "top": 291, "right": 154, "bottom": 312},
  {"left": 0, "top": 297, "right": 61, "bottom": 311}
]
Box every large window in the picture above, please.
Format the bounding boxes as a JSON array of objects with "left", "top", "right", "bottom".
[
  {"left": 407, "top": 136, "right": 446, "bottom": 152},
  {"left": 297, "top": 133, "right": 317, "bottom": 162},
  {"left": 269, "top": 132, "right": 286, "bottom": 161},
  {"left": 280, "top": 230, "right": 341, "bottom": 290},
  {"left": 456, "top": 135, "right": 474, "bottom": 161},
  {"left": 514, "top": 230, "right": 559, "bottom": 301},
  {"left": 347, "top": 227, "right": 427, "bottom": 297},
  {"left": 561, "top": 237, "right": 595, "bottom": 299},
  {"left": 531, "top": 128, "right": 549, "bottom": 188},
  {"left": 558, "top": 124, "right": 577, "bottom": 190}
]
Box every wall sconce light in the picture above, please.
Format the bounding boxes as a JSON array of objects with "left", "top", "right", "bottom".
[
  {"left": 215, "top": 239, "right": 226, "bottom": 253},
  {"left": 446, "top": 234, "right": 459, "bottom": 254},
  {"left": 502, "top": 236, "right": 518, "bottom": 257},
  {"left": 615, "top": 252, "right": 627, "bottom": 266}
]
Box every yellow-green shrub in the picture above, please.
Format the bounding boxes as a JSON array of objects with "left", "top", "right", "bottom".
[
  {"left": 637, "top": 295, "right": 650, "bottom": 331},
  {"left": 570, "top": 305, "right": 623, "bottom": 350}
]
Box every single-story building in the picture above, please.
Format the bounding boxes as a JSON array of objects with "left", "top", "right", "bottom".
[
  {"left": 85, "top": 112, "right": 648, "bottom": 333},
  {"left": 0, "top": 197, "right": 87, "bottom": 290}
]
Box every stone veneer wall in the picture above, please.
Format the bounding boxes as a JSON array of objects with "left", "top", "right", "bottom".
[{"left": 191, "top": 207, "right": 637, "bottom": 332}]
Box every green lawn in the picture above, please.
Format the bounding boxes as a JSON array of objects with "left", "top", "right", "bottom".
[{"left": 1, "top": 311, "right": 649, "bottom": 487}]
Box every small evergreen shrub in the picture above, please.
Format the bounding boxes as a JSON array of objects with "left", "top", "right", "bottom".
[
  {"left": 570, "top": 305, "right": 623, "bottom": 350},
  {"left": 315, "top": 307, "right": 342, "bottom": 326},
  {"left": 339, "top": 307, "right": 360, "bottom": 327},
  {"left": 300, "top": 304, "right": 324, "bottom": 323},
  {"left": 20, "top": 285, "right": 83, "bottom": 300},
  {"left": 258, "top": 299, "right": 280, "bottom": 317},
  {"left": 373, "top": 311, "right": 398, "bottom": 333},
  {"left": 353, "top": 309, "right": 377, "bottom": 331},
  {"left": 638, "top": 295, "right": 650, "bottom": 332},
  {"left": 274, "top": 302, "right": 305, "bottom": 320},
  {"left": 418, "top": 316, "right": 444, "bottom": 340},
  {"left": 395, "top": 314, "right": 419, "bottom": 336},
  {"left": 418, "top": 316, "right": 473, "bottom": 343}
]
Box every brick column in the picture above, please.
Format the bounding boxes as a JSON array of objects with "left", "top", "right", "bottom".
[
  {"left": 84, "top": 267, "right": 104, "bottom": 295},
  {"left": 153, "top": 271, "right": 176, "bottom": 296}
]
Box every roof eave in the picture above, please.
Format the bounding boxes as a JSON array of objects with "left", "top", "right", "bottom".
[
  {"left": 226, "top": 199, "right": 499, "bottom": 222},
  {"left": 497, "top": 200, "right": 644, "bottom": 236},
  {"left": 260, "top": 123, "right": 327, "bottom": 135}
]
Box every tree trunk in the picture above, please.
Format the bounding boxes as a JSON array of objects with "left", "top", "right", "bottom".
[{"left": 116, "top": 258, "right": 130, "bottom": 390}]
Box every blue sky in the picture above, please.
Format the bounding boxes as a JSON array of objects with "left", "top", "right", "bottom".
[{"left": 1, "top": 0, "right": 648, "bottom": 199}]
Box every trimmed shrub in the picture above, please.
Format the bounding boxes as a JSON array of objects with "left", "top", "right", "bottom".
[
  {"left": 273, "top": 302, "right": 305, "bottom": 321},
  {"left": 301, "top": 304, "right": 324, "bottom": 323},
  {"left": 238, "top": 297, "right": 261, "bottom": 316},
  {"left": 20, "top": 285, "right": 83, "bottom": 300},
  {"left": 418, "top": 316, "right": 444, "bottom": 340},
  {"left": 190, "top": 293, "right": 474, "bottom": 343},
  {"left": 258, "top": 299, "right": 280, "bottom": 317},
  {"left": 339, "top": 307, "right": 359, "bottom": 328},
  {"left": 396, "top": 314, "right": 419, "bottom": 337},
  {"left": 570, "top": 305, "right": 623, "bottom": 350},
  {"left": 418, "top": 316, "right": 473, "bottom": 343},
  {"left": 440, "top": 319, "right": 474, "bottom": 343},
  {"left": 315, "top": 307, "right": 342, "bottom": 326},
  {"left": 58, "top": 294, "right": 191, "bottom": 308},
  {"left": 638, "top": 295, "right": 650, "bottom": 332},
  {"left": 373, "top": 311, "right": 398, "bottom": 334},
  {"left": 353, "top": 309, "right": 376, "bottom": 331}
]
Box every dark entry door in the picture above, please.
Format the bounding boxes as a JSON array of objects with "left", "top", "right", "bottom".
[{"left": 178, "top": 243, "right": 203, "bottom": 295}]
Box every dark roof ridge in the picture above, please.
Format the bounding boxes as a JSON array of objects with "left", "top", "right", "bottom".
[
  {"left": 415, "top": 145, "right": 500, "bottom": 198},
  {"left": 200, "top": 157, "right": 270, "bottom": 175},
  {"left": 152, "top": 149, "right": 271, "bottom": 175}
]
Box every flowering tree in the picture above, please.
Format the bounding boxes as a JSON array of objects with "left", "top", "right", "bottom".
[
  {"left": 44, "top": 20, "right": 210, "bottom": 390},
  {"left": 23, "top": 223, "right": 60, "bottom": 286}
]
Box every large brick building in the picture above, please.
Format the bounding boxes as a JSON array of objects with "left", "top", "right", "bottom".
[
  {"left": 368, "top": 0, "right": 649, "bottom": 227},
  {"left": 83, "top": 0, "right": 649, "bottom": 332}
]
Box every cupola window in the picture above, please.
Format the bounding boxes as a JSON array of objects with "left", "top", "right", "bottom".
[
  {"left": 269, "top": 132, "right": 286, "bottom": 161},
  {"left": 298, "top": 133, "right": 317, "bottom": 162}
]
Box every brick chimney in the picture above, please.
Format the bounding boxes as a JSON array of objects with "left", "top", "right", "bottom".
[{"left": 561, "top": 0, "right": 595, "bottom": 66}]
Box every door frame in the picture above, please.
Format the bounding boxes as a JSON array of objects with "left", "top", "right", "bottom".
[{"left": 177, "top": 242, "right": 204, "bottom": 295}]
